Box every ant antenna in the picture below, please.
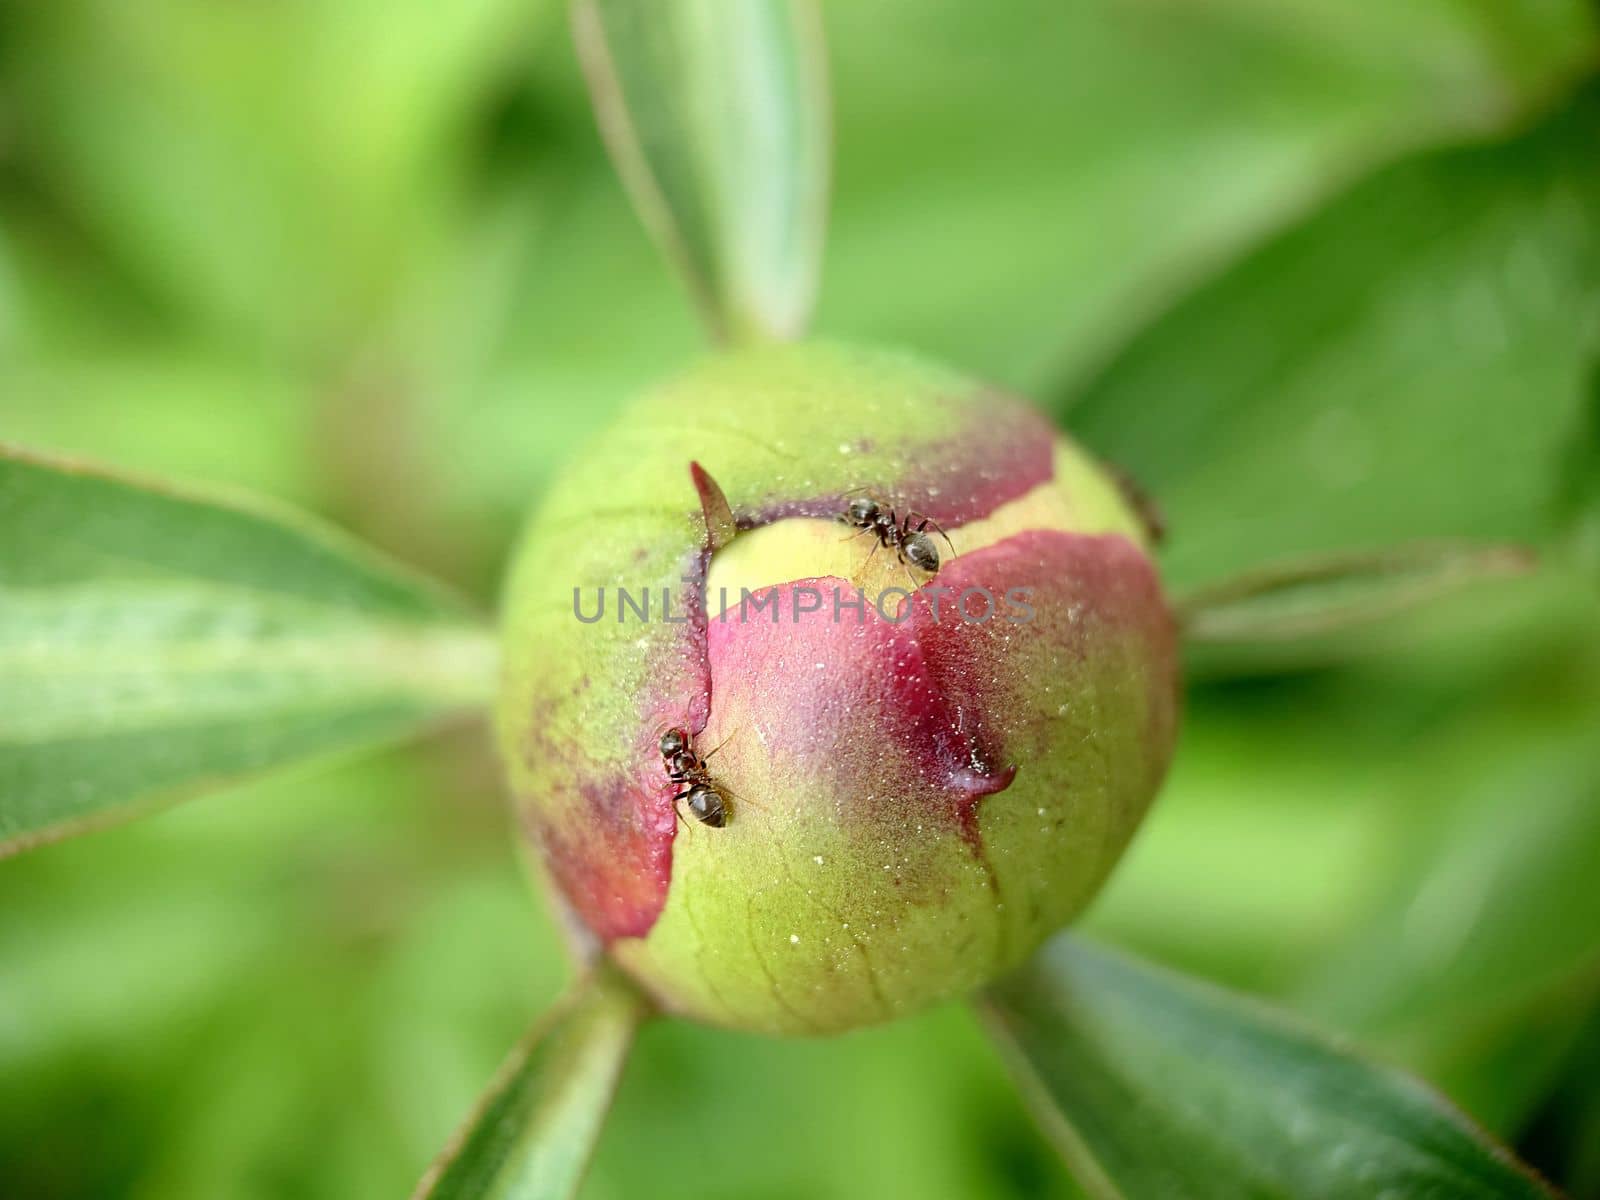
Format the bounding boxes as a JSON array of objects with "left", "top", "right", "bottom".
[{"left": 700, "top": 725, "right": 742, "bottom": 761}]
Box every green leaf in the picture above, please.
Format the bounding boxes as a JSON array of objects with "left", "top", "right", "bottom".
[
  {"left": 0, "top": 0, "right": 550, "bottom": 358},
  {"left": 573, "top": 0, "right": 830, "bottom": 344},
  {"left": 1557, "top": 363, "right": 1600, "bottom": 583},
  {"left": 0, "top": 444, "right": 496, "bottom": 857},
  {"left": 1177, "top": 541, "right": 1535, "bottom": 643},
  {"left": 414, "top": 965, "right": 649, "bottom": 1200},
  {"left": 1061, "top": 83, "right": 1600, "bottom": 599},
  {"left": 1296, "top": 724, "right": 1600, "bottom": 1133},
  {"left": 823, "top": 1, "right": 1596, "bottom": 391},
  {"left": 1517, "top": 1003, "right": 1600, "bottom": 1200},
  {"left": 980, "top": 936, "right": 1556, "bottom": 1200}
]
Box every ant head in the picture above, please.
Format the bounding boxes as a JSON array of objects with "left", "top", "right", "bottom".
[
  {"left": 658, "top": 726, "right": 690, "bottom": 758},
  {"left": 846, "top": 496, "right": 880, "bottom": 525}
]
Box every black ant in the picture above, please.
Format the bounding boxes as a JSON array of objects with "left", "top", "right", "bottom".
[
  {"left": 839, "top": 493, "right": 955, "bottom": 581},
  {"left": 1105, "top": 463, "right": 1167, "bottom": 546},
  {"left": 659, "top": 726, "right": 730, "bottom": 828}
]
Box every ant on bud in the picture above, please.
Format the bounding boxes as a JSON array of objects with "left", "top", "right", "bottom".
[
  {"left": 839, "top": 492, "right": 955, "bottom": 584},
  {"left": 659, "top": 726, "right": 732, "bottom": 828}
]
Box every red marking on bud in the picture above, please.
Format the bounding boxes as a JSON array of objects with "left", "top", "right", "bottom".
[
  {"left": 742, "top": 399, "right": 1056, "bottom": 528},
  {"left": 536, "top": 771, "right": 676, "bottom": 941},
  {"left": 701, "top": 529, "right": 1170, "bottom": 869}
]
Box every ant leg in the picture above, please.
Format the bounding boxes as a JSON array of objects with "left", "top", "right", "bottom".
[
  {"left": 720, "top": 784, "right": 763, "bottom": 814},
  {"left": 921, "top": 515, "right": 956, "bottom": 557},
  {"left": 671, "top": 789, "right": 702, "bottom": 832},
  {"left": 897, "top": 549, "right": 923, "bottom": 595}
]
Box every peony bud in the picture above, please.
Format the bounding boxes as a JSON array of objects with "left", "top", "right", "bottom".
[{"left": 498, "top": 342, "right": 1179, "bottom": 1034}]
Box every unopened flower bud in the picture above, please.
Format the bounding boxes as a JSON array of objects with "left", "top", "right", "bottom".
[{"left": 498, "top": 342, "right": 1179, "bottom": 1034}]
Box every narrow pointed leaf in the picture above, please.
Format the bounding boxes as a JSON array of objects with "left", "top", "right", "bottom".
[
  {"left": 0, "top": 444, "right": 496, "bottom": 857},
  {"left": 414, "top": 965, "right": 649, "bottom": 1200},
  {"left": 981, "top": 936, "right": 1556, "bottom": 1200},
  {"left": 1177, "top": 541, "right": 1535, "bottom": 644},
  {"left": 574, "top": 0, "right": 830, "bottom": 344}
]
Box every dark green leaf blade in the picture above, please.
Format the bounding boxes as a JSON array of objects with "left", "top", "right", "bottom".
[
  {"left": 981, "top": 935, "right": 1556, "bottom": 1200},
  {"left": 414, "top": 965, "right": 649, "bottom": 1200},
  {"left": 574, "top": 0, "right": 830, "bottom": 344},
  {"left": 1178, "top": 541, "right": 1535, "bottom": 643},
  {"left": 0, "top": 444, "right": 496, "bottom": 856},
  {"left": 1060, "top": 83, "right": 1600, "bottom": 600}
]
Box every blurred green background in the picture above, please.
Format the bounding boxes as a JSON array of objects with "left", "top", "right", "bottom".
[{"left": 3, "top": 1, "right": 1599, "bottom": 1197}]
